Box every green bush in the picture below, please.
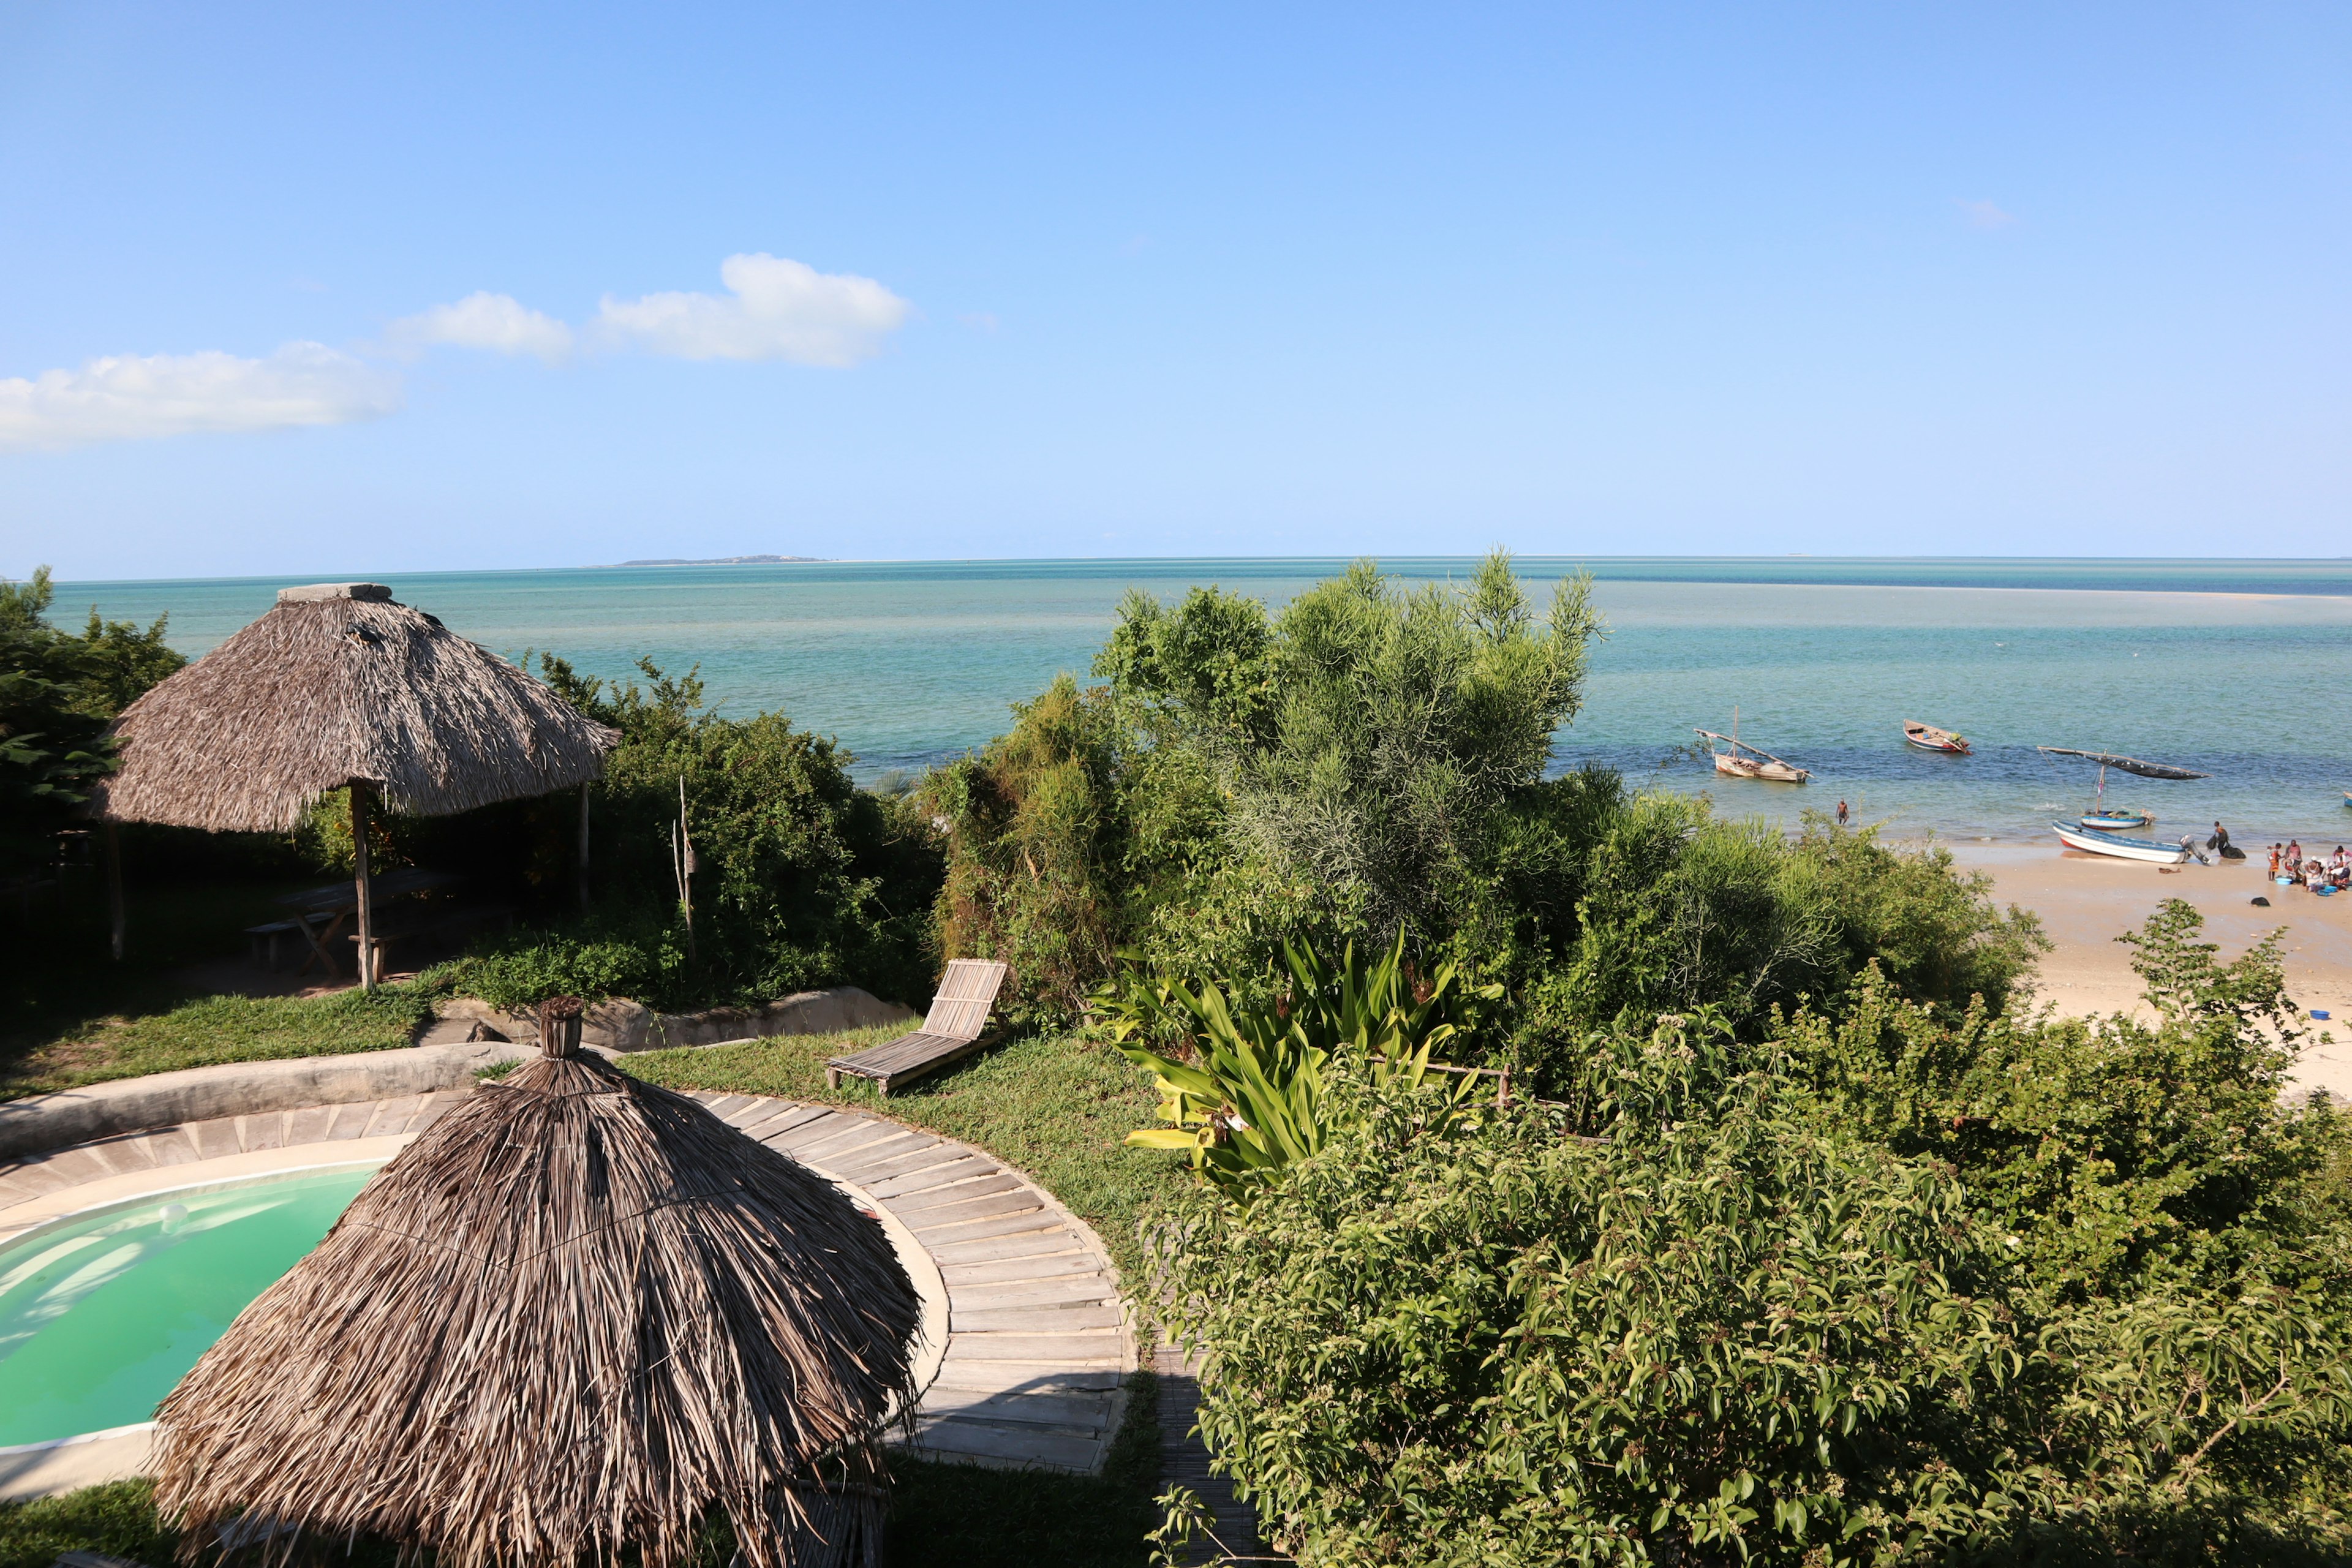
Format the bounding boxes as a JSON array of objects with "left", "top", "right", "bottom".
[
  {"left": 518, "top": 655, "right": 943, "bottom": 1011},
  {"left": 0, "top": 566, "right": 183, "bottom": 876},
  {"left": 922, "top": 674, "right": 1223, "bottom": 1024},
  {"left": 1098, "top": 549, "right": 1600, "bottom": 941},
  {"left": 1150, "top": 907, "right": 2352, "bottom": 1566},
  {"left": 1101, "top": 933, "right": 1494, "bottom": 1193}
]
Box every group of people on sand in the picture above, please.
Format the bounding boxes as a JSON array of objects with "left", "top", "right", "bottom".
[{"left": 2270, "top": 839, "right": 2351, "bottom": 892}]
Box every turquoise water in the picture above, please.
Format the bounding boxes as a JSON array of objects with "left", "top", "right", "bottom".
[
  {"left": 50, "top": 559, "right": 2352, "bottom": 845},
  {"left": 0, "top": 1165, "right": 373, "bottom": 1447}
]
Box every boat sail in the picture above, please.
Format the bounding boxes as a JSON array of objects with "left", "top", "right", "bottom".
[
  {"left": 1697, "top": 709, "right": 1809, "bottom": 783},
  {"left": 2037, "top": 747, "right": 2211, "bottom": 853}
]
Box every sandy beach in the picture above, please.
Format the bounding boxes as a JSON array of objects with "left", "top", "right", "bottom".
[{"left": 1945, "top": 843, "right": 2352, "bottom": 1098}]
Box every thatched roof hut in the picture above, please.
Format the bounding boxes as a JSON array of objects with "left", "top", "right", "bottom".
[
  {"left": 152, "top": 1003, "right": 924, "bottom": 1568},
  {"left": 87, "top": 582, "right": 619, "bottom": 983},
  {"left": 90, "top": 582, "right": 616, "bottom": 832}
]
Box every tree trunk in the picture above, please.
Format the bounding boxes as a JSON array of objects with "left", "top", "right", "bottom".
[{"left": 352, "top": 783, "right": 375, "bottom": 991}]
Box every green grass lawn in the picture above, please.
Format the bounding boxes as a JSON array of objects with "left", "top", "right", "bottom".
[{"left": 2, "top": 985, "right": 441, "bottom": 1101}]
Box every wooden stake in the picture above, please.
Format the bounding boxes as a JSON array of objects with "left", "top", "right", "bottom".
[
  {"left": 352, "top": 782, "right": 375, "bottom": 991},
  {"left": 104, "top": 821, "right": 126, "bottom": 963},
  {"left": 675, "top": 775, "right": 696, "bottom": 963}
]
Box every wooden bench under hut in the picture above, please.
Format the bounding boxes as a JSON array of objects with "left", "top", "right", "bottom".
[{"left": 825, "top": 959, "right": 1009, "bottom": 1096}]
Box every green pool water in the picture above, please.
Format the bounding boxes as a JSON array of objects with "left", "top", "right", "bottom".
[{"left": 0, "top": 1164, "right": 375, "bottom": 1448}]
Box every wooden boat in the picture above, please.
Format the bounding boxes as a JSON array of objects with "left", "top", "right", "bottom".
[
  {"left": 2053, "top": 820, "right": 2191, "bottom": 864},
  {"left": 2038, "top": 746, "right": 2209, "bottom": 840},
  {"left": 1697, "top": 709, "right": 1809, "bottom": 783},
  {"left": 1903, "top": 722, "right": 1970, "bottom": 755}
]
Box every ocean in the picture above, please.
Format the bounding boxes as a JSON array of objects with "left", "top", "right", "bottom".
[{"left": 47, "top": 557, "right": 2352, "bottom": 848}]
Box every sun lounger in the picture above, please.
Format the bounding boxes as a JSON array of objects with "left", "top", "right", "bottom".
[{"left": 824, "top": 959, "right": 1009, "bottom": 1096}]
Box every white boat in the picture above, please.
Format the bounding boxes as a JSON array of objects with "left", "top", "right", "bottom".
[
  {"left": 1697, "top": 709, "right": 1809, "bottom": 783},
  {"left": 2053, "top": 820, "right": 2191, "bottom": 864},
  {"left": 1903, "top": 721, "right": 1970, "bottom": 755},
  {"left": 2038, "top": 746, "right": 2209, "bottom": 840}
]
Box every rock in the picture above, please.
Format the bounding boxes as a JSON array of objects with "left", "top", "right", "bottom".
[{"left": 645, "top": 987, "right": 915, "bottom": 1050}]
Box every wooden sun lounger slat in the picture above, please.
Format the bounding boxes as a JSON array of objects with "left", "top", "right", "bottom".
[{"left": 825, "top": 959, "right": 1009, "bottom": 1096}]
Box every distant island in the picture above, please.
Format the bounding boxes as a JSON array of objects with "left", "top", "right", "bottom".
[{"left": 600, "top": 554, "right": 830, "bottom": 567}]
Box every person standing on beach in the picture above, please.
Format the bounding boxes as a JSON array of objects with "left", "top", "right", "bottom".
[
  {"left": 2211, "top": 821, "right": 2230, "bottom": 853},
  {"left": 1837, "top": 800, "right": 1849, "bottom": 827},
  {"left": 2271, "top": 845, "right": 2283, "bottom": 880}
]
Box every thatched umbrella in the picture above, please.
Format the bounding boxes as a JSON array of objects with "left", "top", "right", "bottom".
[
  {"left": 88, "top": 582, "right": 618, "bottom": 986},
  {"left": 153, "top": 999, "right": 924, "bottom": 1568}
]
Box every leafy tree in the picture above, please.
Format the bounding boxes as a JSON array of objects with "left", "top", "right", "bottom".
[
  {"left": 437, "top": 653, "right": 943, "bottom": 1011},
  {"left": 1099, "top": 550, "right": 1600, "bottom": 941},
  {"left": 0, "top": 568, "right": 183, "bottom": 876},
  {"left": 921, "top": 675, "right": 1223, "bottom": 1023}
]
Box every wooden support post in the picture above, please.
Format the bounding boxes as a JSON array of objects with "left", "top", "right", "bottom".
[
  {"left": 104, "top": 821, "right": 126, "bottom": 963},
  {"left": 351, "top": 782, "right": 375, "bottom": 991},
  {"left": 576, "top": 782, "right": 592, "bottom": 911},
  {"left": 538, "top": 995, "right": 582, "bottom": 1058}
]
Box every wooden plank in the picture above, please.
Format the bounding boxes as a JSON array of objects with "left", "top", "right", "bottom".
[
  {"left": 884, "top": 1173, "right": 1028, "bottom": 1216},
  {"left": 924, "top": 1364, "right": 1129, "bottom": 1394},
  {"left": 864, "top": 1153, "right": 993, "bottom": 1200},
  {"left": 948, "top": 1275, "right": 1120, "bottom": 1311},
  {"left": 832, "top": 1142, "right": 969, "bottom": 1189},
  {"left": 939, "top": 1252, "right": 1110, "bottom": 1286},
  {"left": 0, "top": 1160, "right": 80, "bottom": 1206},
  {"left": 940, "top": 1330, "right": 1127, "bottom": 1364},
  {"left": 740, "top": 1102, "right": 825, "bottom": 1142},
  {"left": 903, "top": 1191, "right": 1046, "bottom": 1234},
  {"left": 784, "top": 1120, "right": 910, "bottom": 1164},
  {"left": 952, "top": 1303, "right": 1126, "bottom": 1333},
  {"left": 761, "top": 1107, "right": 853, "bottom": 1147},
  {"left": 907, "top": 1418, "right": 1106, "bottom": 1471},
  {"left": 908, "top": 1208, "right": 1058, "bottom": 1247},
  {"left": 917, "top": 1401, "right": 1119, "bottom": 1438},
  {"left": 717, "top": 1096, "right": 788, "bottom": 1128},
  {"left": 81, "top": 1134, "right": 159, "bottom": 1177},
  {"left": 929, "top": 1230, "right": 1091, "bottom": 1266},
  {"left": 823, "top": 1133, "right": 951, "bottom": 1181},
  {"left": 697, "top": 1094, "right": 758, "bottom": 1123},
  {"left": 796, "top": 1128, "right": 930, "bottom": 1174}
]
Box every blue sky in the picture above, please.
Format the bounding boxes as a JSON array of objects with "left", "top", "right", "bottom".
[{"left": 2, "top": 2, "right": 2346, "bottom": 580}]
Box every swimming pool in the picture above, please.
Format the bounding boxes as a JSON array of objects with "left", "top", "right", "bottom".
[{"left": 0, "top": 1164, "right": 376, "bottom": 1449}]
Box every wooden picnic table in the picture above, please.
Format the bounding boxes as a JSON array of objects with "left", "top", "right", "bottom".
[{"left": 274, "top": 869, "right": 463, "bottom": 978}]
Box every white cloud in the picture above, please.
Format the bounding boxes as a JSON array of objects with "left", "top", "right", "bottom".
[
  {"left": 594, "top": 253, "right": 911, "bottom": 366},
  {"left": 1957, "top": 198, "right": 2018, "bottom": 230},
  {"left": 0, "top": 342, "right": 401, "bottom": 451},
  {"left": 388, "top": 292, "right": 573, "bottom": 362}
]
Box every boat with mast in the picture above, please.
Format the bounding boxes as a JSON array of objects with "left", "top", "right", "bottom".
[
  {"left": 2038, "top": 746, "right": 2211, "bottom": 854},
  {"left": 1697, "top": 708, "right": 1810, "bottom": 783}
]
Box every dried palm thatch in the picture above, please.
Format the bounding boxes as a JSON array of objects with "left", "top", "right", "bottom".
[
  {"left": 90, "top": 582, "right": 618, "bottom": 832},
  {"left": 152, "top": 1003, "right": 922, "bottom": 1568}
]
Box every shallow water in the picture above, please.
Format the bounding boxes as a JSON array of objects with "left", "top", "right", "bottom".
[
  {"left": 53, "top": 559, "right": 2352, "bottom": 845},
  {"left": 0, "top": 1165, "right": 372, "bottom": 1447}
]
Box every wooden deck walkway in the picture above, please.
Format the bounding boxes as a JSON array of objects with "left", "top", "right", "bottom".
[{"left": 0, "top": 1088, "right": 1137, "bottom": 1476}]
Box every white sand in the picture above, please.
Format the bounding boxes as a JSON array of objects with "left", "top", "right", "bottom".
[{"left": 1943, "top": 843, "right": 2352, "bottom": 1099}]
